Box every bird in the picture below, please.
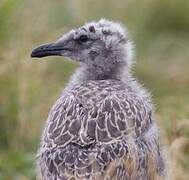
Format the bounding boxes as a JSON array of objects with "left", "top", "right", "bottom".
[{"left": 31, "top": 19, "right": 165, "bottom": 180}]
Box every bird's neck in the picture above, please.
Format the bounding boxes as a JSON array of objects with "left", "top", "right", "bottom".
[{"left": 68, "top": 63, "right": 131, "bottom": 87}]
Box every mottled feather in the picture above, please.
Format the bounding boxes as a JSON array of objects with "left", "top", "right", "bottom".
[{"left": 37, "top": 80, "right": 164, "bottom": 179}]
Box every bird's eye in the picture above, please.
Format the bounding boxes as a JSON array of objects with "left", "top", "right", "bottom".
[{"left": 78, "top": 35, "right": 88, "bottom": 43}]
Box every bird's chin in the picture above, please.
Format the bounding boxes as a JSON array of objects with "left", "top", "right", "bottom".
[{"left": 62, "top": 53, "right": 83, "bottom": 63}]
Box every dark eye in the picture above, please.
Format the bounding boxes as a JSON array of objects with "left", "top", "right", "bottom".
[{"left": 78, "top": 35, "right": 88, "bottom": 43}]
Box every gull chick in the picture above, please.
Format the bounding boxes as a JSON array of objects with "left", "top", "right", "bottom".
[{"left": 31, "top": 19, "right": 165, "bottom": 180}]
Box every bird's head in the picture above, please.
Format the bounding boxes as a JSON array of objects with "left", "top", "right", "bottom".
[{"left": 31, "top": 19, "right": 134, "bottom": 74}]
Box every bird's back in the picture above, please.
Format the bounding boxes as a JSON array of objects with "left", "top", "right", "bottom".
[{"left": 37, "top": 80, "right": 164, "bottom": 180}]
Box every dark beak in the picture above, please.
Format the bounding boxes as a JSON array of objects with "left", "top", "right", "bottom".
[{"left": 31, "top": 43, "right": 66, "bottom": 58}]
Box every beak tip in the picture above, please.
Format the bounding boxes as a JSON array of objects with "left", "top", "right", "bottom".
[
  {"left": 30, "top": 52, "right": 35, "bottom": 58},
  {"left": 30, "top": 50, "right": 39, "bottom": 58}
]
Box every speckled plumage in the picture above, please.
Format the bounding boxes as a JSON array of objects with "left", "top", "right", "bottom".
[{"left": 32, "top": 19, "right": 165, "bottom": 180}]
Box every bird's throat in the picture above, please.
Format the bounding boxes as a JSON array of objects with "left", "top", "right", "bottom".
[{"left": 69, "top": 64, "right": 130, "bottom": 87}]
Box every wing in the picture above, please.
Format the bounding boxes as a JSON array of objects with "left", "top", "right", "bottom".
[
  {"left": 39, "top": 90, "right": 162, "bottom": 179},
  {"left": 79, "top": 92, "right": 153, "bottom": 146},
  {"left": 43, "top": 91, "right": 152, "bottom": 148}
]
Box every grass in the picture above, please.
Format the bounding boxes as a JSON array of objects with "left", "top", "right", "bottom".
[{"left": 0, "top": 0, "right": 188, "bottom": 179}]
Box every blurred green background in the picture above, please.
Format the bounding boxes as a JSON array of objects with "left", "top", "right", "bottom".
[{"left": 0, "top": 0, "right": 189, "bottom": 179}]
